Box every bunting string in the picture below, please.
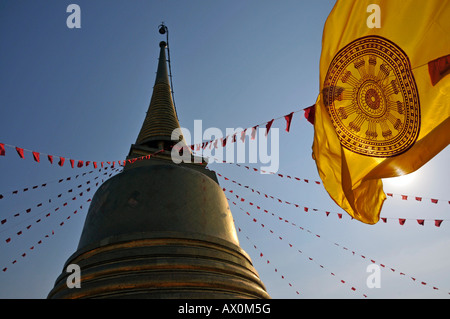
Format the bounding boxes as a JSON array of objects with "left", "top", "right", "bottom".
[
  {"left": 230, "top": 199, "right": 368, "bottom": 298},
  {"left": 2, "top": 227, "right": 57, "bottom": 273},
  {"left": 200, "top": 154, "right": 449, "bottom": 206},
  {"left": 222, "top": 162, "right": 322, "bottom": 185},
  {"left": 1, "top": 206, "right": 87, "bottom": 273},
  {"left": 0, "top": 166, "right": 113, "bottom": 201},
  {"left": 1, "top": 167, "right": 123, "bottom": 273},
  {"left": 195, "top": 144, "right": 449, "bottom": 206},
  {"left": 183, "top": 106, "right": 314, "bottom": 153},
  {"left": 2, "top": 181, "right": 93, "bottom": 245},
  {"left": 0, "top": 167, "right": 119, "bottom": 229},
  {"left": 216, "top": 170, "right": 448, "bottom": 227},
  {"left": 0, "top": 143, "right": 123, "bottom": 169},
  {"left": 385, "top": 192, "right": 449, "bottom": 206},
  {"left": 0, "top": 142, "right": 165, "bottom": 170},
  {"left": 230, "top": 191, "right": 449, "bottom": 295},
  {"left": 235, "top": 223, "right": 301, "bottom": 296}
]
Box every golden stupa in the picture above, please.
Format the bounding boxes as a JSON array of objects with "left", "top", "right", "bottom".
[{"left": 47, "top": 29, "right": 269, "bottom": 299}]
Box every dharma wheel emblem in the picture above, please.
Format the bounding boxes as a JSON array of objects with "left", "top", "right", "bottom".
[{"left": 323, "top": 36, "right": 420, "bottom": 157}]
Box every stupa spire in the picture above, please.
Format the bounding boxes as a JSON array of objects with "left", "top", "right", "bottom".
[{"left": 135, "top": 39, "right": 182, "bottom": 150}]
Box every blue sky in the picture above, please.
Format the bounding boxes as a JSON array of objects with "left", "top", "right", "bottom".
[{"left": 0, "top": 0, "right": 449, "bottom": 299}]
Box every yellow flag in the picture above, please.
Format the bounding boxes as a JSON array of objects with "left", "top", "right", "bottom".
[{"left": 312, "top": 0, "right": 450, "bottom": 224}]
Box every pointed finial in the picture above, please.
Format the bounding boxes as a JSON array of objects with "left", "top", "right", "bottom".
[
  {"left": 158, "top": 22, "right": 167, "bottom": 35},
  {"left": 156, "top": 22, "right": 178, "bottom": 119}
]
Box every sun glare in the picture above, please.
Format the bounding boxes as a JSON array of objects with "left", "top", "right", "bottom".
[{"left": 382, "top": 170, "right": 419, "bottom": 188}]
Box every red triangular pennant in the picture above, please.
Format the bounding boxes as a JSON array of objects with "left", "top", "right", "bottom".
[
  {"left": 0, "top": 143, "right": 5, "bottom": 156},
  {"left": 304, "top": 104, "right": 315, "bottom": 125},
  {"left": 284, "top": 112, "right": 294, "bottom": 132},
  {"left": 240, "top": 129, "right": 247, "bottom": 142},
  {"left": 32, "top": 151, "right": 40, "bottom": 163},
  {"left": 428, "top": 54, "right": 450, "bottom": 86},
  {"left": 265, "top": 119, "right": 274, "bottom": 137},
  {"left": 251, "top": 126, "right": 258, "bottom": 140},
  {"left": 15, "top": 147, "right": 24, "bottom": 158}
]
